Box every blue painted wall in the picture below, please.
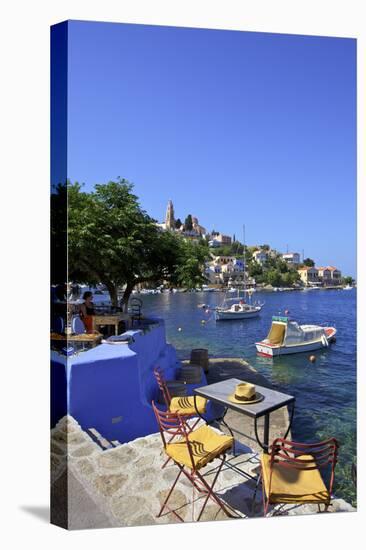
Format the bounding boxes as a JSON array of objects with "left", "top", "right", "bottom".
[{"left": 51, "top": 319, "right": 208, "bottom": 442}]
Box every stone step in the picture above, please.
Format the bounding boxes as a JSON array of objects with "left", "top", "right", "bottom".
[{"left": 87, "top": 428, "right": 120, "bottom": 450}]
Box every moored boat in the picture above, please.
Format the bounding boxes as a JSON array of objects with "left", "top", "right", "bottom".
[
  {"left": 216, "top": 224, "right": 264, "bottom": 321},
  {"left": 215, "top": 299, "right": 262, "bottom": 320},
  {"left": 215, "top": 288, "right": 264, "bottom": 320},
  {"left": 255, "top": 315, "right": 336, "bottom": 357}
]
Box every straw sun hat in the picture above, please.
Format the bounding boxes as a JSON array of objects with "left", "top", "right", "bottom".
[{"left": 228, "top": 382, "right": 264, "bottom": 405}]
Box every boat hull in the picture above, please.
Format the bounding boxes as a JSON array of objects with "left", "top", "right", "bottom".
[
  {"left": 256, "top": 327, "right": 336, "bottom": 356},
  {"left": 216, "top": 308, "right": 261, "bottom": 320}
]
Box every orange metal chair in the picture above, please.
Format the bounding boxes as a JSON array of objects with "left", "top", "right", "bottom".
[
  {"left": 152, "top": 401, "right": 237, "bottom": 522},
  {"left": 258, "top": 437, "right": 339, "bottom": 516}
]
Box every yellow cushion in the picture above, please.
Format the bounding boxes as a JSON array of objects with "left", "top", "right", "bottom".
[
  {"left": 261, "top": 453, "right": 330, "bottom": 504},
  {"left": 169, "top": 396, "right": 207, "bottom": 415},
  {"left": 166, "top": 425, "right": 233, "bottom": 470}
]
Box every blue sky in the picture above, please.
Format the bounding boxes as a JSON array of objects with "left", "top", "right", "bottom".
[{"left": 63, "top": 21, "right": 356, "bottom": 276}]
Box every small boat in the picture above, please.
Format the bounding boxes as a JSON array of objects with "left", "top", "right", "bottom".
[
  {"left": 216, "top": 225, "right": 264, "bottom": 320},
  {"left": 255, "top": 315, "right": 337, "bottom": 357},
  {"left": 343, "top": 285, "right": 353, "bottom": 291},
  {"left": 215, "top": 289, "right": 264, "bottom": 320}
]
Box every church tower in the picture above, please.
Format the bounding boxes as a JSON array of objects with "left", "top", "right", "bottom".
[{"left": 165, "top": 199, "right": 175, "bottom": 230}]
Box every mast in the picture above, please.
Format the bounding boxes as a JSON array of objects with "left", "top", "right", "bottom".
[{"left": 243, "top": 224, "right": 246, "bottom": 291}]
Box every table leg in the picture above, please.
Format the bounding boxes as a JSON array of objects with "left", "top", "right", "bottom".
[
  {"left": 283, "top": 401, "right": 295, "bottom": 440},
  {"left": 254, "top": 414, "right": 270, "bottom": 453},
  {"left": 263, "top": 413, "right": 270, "bottom": 453}
]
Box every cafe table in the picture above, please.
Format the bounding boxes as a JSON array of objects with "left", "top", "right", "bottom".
[
  {"left": 194, "top": 377, "right": 295, "bottom": 453},
  {"left": 92, "top": 313, "right": 131, "bottom": 335}
]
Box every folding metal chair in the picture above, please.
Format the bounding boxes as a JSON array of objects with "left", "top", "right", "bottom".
[
  {"left": 154, "top": 366, "right": 208, "bottom": 468},
  {"left": 152, "top": 401, "right": 237, "bottom": 522},
  {"left": 256, "top": 437, "right": 339, "bottom": 516},
  {"left": 154, "top": 366, "right": 207, "bottom": 423}
]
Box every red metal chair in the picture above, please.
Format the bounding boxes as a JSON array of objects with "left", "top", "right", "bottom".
[
  {"left": 153, "top": 366, "right": 208, "bottom": 468},
  {"left": 152, "top": 401, "right": 238, "bottom": 522},
  {"left": 258, "top": 437, "right": 339, "bottom": 516},
  {"left": 154, "top": 366, "right": 207, "bottom": 425}
]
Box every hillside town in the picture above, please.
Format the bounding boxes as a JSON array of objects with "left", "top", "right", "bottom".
[{"left": 157, "top": 200, "right": 346, "bottom": 289}]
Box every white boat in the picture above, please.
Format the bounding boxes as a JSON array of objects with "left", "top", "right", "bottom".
[
  {"left": 343, "top": 285, "right": 353, "bottom": 291},
  {"left": 255, "top": 315, "right": 337, "bottom": 357},
  {"left": 216, "top": 225, "right": 264, "bottom": 321},
  {"left": 215, "top": 297, "right": 262, "bottom": 320}
]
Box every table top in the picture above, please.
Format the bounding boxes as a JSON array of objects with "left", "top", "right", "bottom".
[
  {"left": 194, "top": 377, "right": 295, "bottom": 418},
  {"left": 93, "top": 313, "right": 129, "bottom": 322}
]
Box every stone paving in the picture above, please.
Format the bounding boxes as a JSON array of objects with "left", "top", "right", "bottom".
[
  {"left": 51, "top": 358, "right": 355, "bottom": 529},
  {"left": 51, "top": 414, "right": 355, "bottom": 530}
]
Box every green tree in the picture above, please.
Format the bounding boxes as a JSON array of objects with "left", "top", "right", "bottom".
[
  {"left": 266, "top": 269, "right": 282, "bottom": 287},
  {"left": 342, "top": 276, "right": 354, "bottom": 286},
  {"left": 303, "top": 257, "right": 315, "bottom": 267},
  {"left": 68, "top": 179, "right": 209, "bottom": 309},
  {"left": 231, "top": 241, "right": 244, "bottom": 255},
  {"left": 249, "top": 262, "right": 263, "bottom": 278},
  {"left": 214, "top": 245, "right": 232, "bottom": 256},
  {"left": 184, "top": 214, "right": 193, "bottom": 231},
  {"left": 175, "top": 239, "right": 209, "bottom": 289},
  {"left": 175, "top": 218, "right": 182, "bottom": 229}
]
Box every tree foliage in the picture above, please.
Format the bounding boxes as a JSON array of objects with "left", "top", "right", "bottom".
[
  {"left": 184, "top": 214, "right": 193, "bottom": 231},
  {"left": 67, "top": 179, "right": 209, "bottom": 307},
  {"left": 303, "top": 257, "right": 315, "bottom": 267}
]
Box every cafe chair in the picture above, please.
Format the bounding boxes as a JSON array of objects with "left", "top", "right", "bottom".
[
  {"left": 154, "top": 366, "right": 207, "bottom": 421},
  {"left": 152, "top": 401, "right": 237, "bottom": 522},
  {"left": 258, "top": 437, "right": 339, "bottom": 516},
  {"left": 154, "top": 366, "right": 208, "bottom": 468}
]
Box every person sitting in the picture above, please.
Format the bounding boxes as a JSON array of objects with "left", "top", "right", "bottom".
[{"left": 79, "top": 291, "right": 95, "bottom": 333}]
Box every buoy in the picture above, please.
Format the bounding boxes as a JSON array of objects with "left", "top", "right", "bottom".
[
  {"left": 178, "top": 327, "right": 182, "bottom": 332},
  {"left": 309, "top": 355, "right": 316, "bottom": 363},
  {"left": 201, "top": 320, "right": 206, "bottom": 324}
]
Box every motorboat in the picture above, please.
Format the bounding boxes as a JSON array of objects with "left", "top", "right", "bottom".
[
  {"left": 343, "top": 285, "right": 353, "bottom": 291},
  {"left": 215, "top": 289, "right": 264, "bottom": 320},
  {"left": 255, "top": 315, "right": 337, "bottom": 357}
]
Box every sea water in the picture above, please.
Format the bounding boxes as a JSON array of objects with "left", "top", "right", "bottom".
[{"left": 142, "top": 288, "right": 357, "bottom": 506}]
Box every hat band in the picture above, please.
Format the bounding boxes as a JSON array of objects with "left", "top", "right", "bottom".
[{"left": 234, "top": 393, "right": 255, "bottom": 401}]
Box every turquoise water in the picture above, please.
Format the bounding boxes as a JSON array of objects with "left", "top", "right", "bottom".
[{"left": 142, "top": 288, "right": 357, "bottom": 505}]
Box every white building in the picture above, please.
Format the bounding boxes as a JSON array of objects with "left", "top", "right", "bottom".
[
  {"left": 252, "top": 250, "right": 268, "bottom": 266},
  {"left": 282, "top": 252, "right": 300, "bottom": 265}
]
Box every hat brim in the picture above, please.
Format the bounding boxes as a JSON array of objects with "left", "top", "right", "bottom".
[{"left": 228, "top": 392, "right": 264, "bottom": 405}]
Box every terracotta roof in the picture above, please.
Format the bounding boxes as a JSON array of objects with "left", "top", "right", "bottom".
[
  {"left": 317, "top": 266, "right": 339, "bottom": 272},
  {"left": 297, "top": 266, "right": 317, "bottom": 271}
]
